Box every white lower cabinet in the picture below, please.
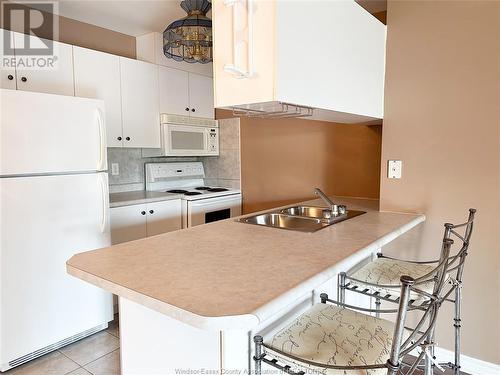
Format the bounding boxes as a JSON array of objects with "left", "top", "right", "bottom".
[{"left": 110, "top": 199, "right": 181, "bottom": 245}]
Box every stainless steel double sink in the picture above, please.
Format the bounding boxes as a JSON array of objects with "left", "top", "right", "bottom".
[{"left": 238, "top": 205, "right": 365, "bottom": 233}]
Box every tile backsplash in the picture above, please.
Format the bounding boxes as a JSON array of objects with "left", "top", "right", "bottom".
[{"left": 107, "top": 117, "right": 241, "bottom": 193}]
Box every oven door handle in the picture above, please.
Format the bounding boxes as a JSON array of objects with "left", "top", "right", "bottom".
[{"left": 188, "top": 194, "right": 242, "bottom": 208}]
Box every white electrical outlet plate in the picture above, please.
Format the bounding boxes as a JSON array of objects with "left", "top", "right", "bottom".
[
  {"left": 388, "top": 160, "right": 402, "bottom": 179},
  {"left": 111, "top": 163, "right": 119, "bottom": 176}
]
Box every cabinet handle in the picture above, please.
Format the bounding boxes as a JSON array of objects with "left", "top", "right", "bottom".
[
  {"left": 141, "top": 211, "right": 146, "bottom": 215},
  {"left": 149, "top": 210, "right": 154, "bottom": 214},
  {"left": 21, "top": 76, "right": 27, "bottom": 82},
  {"left": 125, "top": 137, "right": 131, "bottom": 141},
  {"left": 185, "top": 107, "right": 190, "bottom": 112},
  {"left": 7, "top": 74, "right": 13, "bottom": 80},
  {"left": 117, "top": 136, "right": 122, "bottom": 141},
  {"left": 191, "top": 108, "right": 196, "bottom": 113}
]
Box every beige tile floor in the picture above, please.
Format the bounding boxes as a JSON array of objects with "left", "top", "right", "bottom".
[{"left": 4, "top": 318, "right": 120, "bottom": 375}]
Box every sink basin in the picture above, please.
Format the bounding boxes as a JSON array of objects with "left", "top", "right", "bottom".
[
  {"left": 281, "top": 206, "right": 332, "bottom": 220},
  {"left": 239, "top": 209, "right": 366, "bottom": 233},
  {"left": 239, "top": 213, "right": 326, "bottom": 232}
]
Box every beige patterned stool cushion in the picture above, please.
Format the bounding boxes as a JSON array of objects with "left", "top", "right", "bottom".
[
  {"left": 349, "top": 258, "right": 437, "bottom": 299},
  {"left": 264, "top": 303, "right": 407, "bottom": 375}
]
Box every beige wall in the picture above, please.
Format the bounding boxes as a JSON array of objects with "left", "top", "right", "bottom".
[
  {"left": 381, "top": 0, "right": 500, "bottom": 364},
  {"left": 1, "top": 1, "right": 136, "bottom": 58},
  {"left": 217, "top": 110, "right": 382, "bottom": 214}
]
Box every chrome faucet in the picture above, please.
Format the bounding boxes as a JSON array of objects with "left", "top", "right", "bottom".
[
  {"left": 314, "top": 188, "right": 347, "bottom": 216},
  {"left": 314, "top": 188, "right": 339, "bottom": 215}
]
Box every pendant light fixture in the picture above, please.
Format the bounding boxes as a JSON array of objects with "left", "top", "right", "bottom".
[{"left": 163, "top": 0, "right": 213, "bottom": 64}]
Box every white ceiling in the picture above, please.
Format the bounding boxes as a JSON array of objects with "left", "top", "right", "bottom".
[
  {"left": 27, "top": 0, "right": 385, "bottom": 38},
  {"left": 32, "top": 0, "right": 193, "bottom": 37}
]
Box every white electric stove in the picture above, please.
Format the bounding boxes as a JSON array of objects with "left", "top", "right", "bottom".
[{"left": 145, "top": 162, "right": 242, "bottom": 228}]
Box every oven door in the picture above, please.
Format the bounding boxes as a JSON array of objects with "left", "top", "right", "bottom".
[
  {"left": 163, "top": 124, "right": 218, "bottom": 156},
  {"left": 185, "top": 194, "right": 242, "bottom": 228}
]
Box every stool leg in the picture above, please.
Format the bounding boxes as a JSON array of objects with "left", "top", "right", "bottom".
[
  {"left": 338, "top": 272, "right": 346, "bottom": 304},
  {"left": 424, "top": 306, "right": 436, "bottom": 375},
  {"left": 454, "top": 284, "right": 462, "bottom": 375},
  {"left": 254, "top": 335, "right": 263, "bottom": 375}
]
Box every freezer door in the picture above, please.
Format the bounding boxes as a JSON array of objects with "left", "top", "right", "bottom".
[
  {"left": 0, "top": 89, "right": 106, "bottom": 176},
  {"left": 0, "top": 172, "right": 113, "bottom": 365}
]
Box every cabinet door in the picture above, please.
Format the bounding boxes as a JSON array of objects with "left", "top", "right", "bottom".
[
  {"left": 158, "top": 66, "right": 189, "bottom": 116},
  {"left": 74, "top": 47, "right": 123, "bottom": 148},
  {"left": 188, "top": 73, "right": 214, "bottom": 119},
  {"left": 120, "top": 57, "right": 160, "bottom": 148},
  {"left": 146, "top": 199, "right": 182, "bottom": 237},
  {"left": 13, "top": 33, "right": 74, "bottom": 96},
  {"left": 110, "top": 204, "right": 148, "bottom": 244},
  {"left": 0, "top": 29, "right": 16, "bottom": 89}
]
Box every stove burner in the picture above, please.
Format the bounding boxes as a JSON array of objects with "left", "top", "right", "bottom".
[
  {"left": 184, "top": 192, "right": 203, "bottom": 196},
  {"left": 195, "top": 187, "right": 211, "bottom": 190},
  {"left": 167, "top": 189, "right": 188, "bottom": 194},
  {"left": 207, "top": 188, "right": 229, "bottom": 192}
]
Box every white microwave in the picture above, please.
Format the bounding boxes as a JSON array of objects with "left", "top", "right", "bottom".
[{"left": 143, "top": 114, "right": 219, "bottom": 157}]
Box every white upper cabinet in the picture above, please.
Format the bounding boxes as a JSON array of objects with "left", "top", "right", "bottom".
[
  {"left": 159, "top": 66, "right": 214, "bottom": 119},
  {"left": 12, "top": 32, "right": 75, "bottom": 96},
  {"left": 188, "top": 73, "right": 214, "bottom": 119},
  {"left": 213, "top": 0, "right": 386, "bottom": 123},
  {"left": 119, "top": 57, "right": 160, "bottom": 148},
  {"left": 0, "top": 29, "right": 16, "bottom": 90},
  {"left": 159, "top": 66, "right": 190, "bottom": 116},
  {"left": 73, "top": 47, "right": 123, "bottom": 148}
]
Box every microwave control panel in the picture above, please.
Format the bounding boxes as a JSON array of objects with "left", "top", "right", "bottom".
[{"left": 208, "top": 128, "right": 218, "bottom": 153}]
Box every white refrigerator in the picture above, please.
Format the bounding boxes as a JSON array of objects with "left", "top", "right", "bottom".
[{"left": 0, "top": 89, "right": 113, "bottom": 371}]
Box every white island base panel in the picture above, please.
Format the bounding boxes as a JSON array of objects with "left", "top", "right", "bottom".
[{"left": 118, "top": 251, "right": 374, "bottom": 374}]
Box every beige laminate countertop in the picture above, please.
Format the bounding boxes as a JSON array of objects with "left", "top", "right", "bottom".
[
  {"left": 68, "top": 196, "right": 424, "bottom": 330},
  {"left": 109, "top": 190, "right": 182, "bottom": 208}
]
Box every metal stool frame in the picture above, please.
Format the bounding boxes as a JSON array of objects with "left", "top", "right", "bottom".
[
  {"left": 254, "top": 238, "right": 455, "bottom": 375},
  {"left": 338, "top": 208, "right": 476, "bottom": 375}
]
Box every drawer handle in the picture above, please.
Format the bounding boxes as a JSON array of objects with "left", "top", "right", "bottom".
[
  {"left": 141, "top": 211, "right": 146, "bottom": 215},
  {"left": 185, "top": 107, "right": 190, "bottom": 112},
  {"left": 149, "top": 210, "right": 154, "bottom": 214},
  {"left": 7, "top": 74, "right": 13, "bottom": 80},
  {"left": 117, "top": 136, "right": 122, "bottom": 141},
  {"left": 125, "top": 137, "right": 131, "bottom": 141},
  {"left": 21, "top": 76, "right": 27, "bottom": 82}
]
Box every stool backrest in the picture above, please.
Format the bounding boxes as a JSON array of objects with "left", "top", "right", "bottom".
[
  {"left": 390, "top": 237, "right": 455, "bottom": 371},
  {"left": 444, "top": 208, "right": 476, "bottom": 282}
]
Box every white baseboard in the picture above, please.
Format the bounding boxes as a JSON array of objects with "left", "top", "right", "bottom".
[
  {"left": 433, "top": 347, "right": 500, "bottom": 375},
  {"left": 410, "top": 346, "right": 500, "bottom": 374}
]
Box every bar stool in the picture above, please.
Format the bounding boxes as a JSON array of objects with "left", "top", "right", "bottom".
[
  {"left": 338, "top": 208, "right": 476, "bottom": 375},
  {"left": 253, "top": 238, "right": 455, "bottom": 375}
]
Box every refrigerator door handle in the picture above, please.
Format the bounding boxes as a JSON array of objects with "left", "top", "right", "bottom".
[
  {"left": 96, "top": 109, "right": 106, "bottom": 171},
  {"left": 98, "top": 173, "right": 108, "bottom": 233}
]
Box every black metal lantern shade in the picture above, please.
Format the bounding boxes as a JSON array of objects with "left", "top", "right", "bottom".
[{"left": 163, "top": 0, "right": 213, "bottom": 64}]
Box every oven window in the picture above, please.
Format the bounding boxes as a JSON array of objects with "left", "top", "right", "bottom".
[
  {"left": 171, "top": 130, "right": 204, "bottom": 150},
  {"left": 205, "top": 208, "right": 231, "bottom": 223}
]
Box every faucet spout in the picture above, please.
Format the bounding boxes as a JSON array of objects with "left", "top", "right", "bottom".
[{"left": 314, "top": 188, "right": 339, "bottom": 215}]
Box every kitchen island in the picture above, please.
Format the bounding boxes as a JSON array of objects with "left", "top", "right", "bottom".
[{"left": 67, "top": 197, "right": 424, "bottom": 374}]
